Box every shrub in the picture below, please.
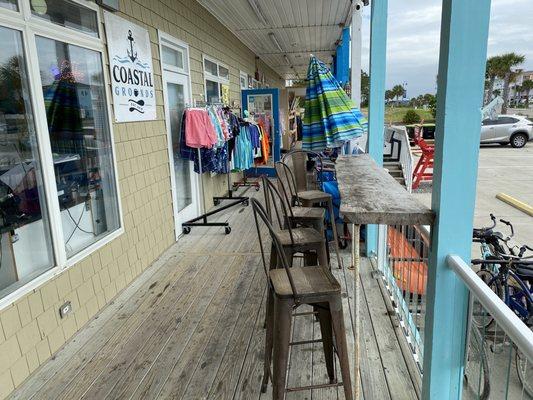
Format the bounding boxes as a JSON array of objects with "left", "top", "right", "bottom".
[{"left": 402, "top": 109, "right": 422, "bottom": 124}]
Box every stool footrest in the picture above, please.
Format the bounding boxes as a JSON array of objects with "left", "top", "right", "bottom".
[
  {"left": 289, "top": 339, "right": 323, "bottom": 346},
  {"left": 286, "top": 382, "right": 343, "bottom": 392}
]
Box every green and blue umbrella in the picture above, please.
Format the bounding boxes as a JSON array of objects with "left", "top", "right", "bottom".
[{"left": 302, "top": 56, "right": 367, "bottom": 151}]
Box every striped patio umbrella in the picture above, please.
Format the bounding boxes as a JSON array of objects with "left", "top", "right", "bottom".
[{"left": 302, "top": 56, "right": 367, "bottom": 151}]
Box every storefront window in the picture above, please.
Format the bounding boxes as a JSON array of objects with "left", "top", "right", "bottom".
[
  {"left": 0, "top": 0, "right": 18, "bottom": 11},
  {"left": 31, "top": 0, "right": 99, "bottom": 38},
  {"left": 36, "top": 36, "right": 120, "bottom": 257},
  {"left": 205, "top": 79, "right": 219, "bottom": 103},
  {"left": 162, "top": 46, "right": 183, "bottom": 70},
  {"left": 203, "top": 56, "right": 229, "bottom": 105},
  {"left": 0, "top": 26, "right": 54, "bottom": 297},
  {"left": 204, "top": 59, "right": 218, "bottom": 76},
  {"left": 218, "top": 65, "right": 229, "bottom": 80}
]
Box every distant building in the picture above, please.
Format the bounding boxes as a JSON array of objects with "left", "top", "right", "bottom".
[{"left": 491, "top": 70, "right": 533, "bottom": 107}]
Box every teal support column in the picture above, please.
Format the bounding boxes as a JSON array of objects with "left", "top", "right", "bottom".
[
  {"left": 366, "top": 0, "right": 388, "bottom": 255},
  {"left": 334, "top": 28, "right": 350, "bottom": 86},
  {"left": 422, "top": 1, "right": 492, "bottom": 399}
]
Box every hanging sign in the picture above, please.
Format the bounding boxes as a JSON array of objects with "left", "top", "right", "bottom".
[{"left": 104, "top": 11, "right": 156, "bottom": 122}]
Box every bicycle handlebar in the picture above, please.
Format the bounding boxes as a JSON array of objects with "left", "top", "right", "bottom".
[{"left": 499, "top": 218, "right": 515, "bottom": 238}]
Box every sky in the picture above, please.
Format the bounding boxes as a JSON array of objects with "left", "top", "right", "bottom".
[{"left": 360, "top": 0, "right": 533, "bottom": 98}]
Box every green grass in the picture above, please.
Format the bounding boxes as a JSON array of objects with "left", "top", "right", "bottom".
[{"left": 361, "top": 107, "right": 435, "bottom": 124}]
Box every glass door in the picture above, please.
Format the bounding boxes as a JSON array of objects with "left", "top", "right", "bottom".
[
  {"left": 162, "top": 72, "right": 198, "bottom": 238},
  {"left": 242, "top": 88, "right": 280, "bottom": 176}
]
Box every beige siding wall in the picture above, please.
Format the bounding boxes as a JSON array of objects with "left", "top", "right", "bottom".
[{"left": 0, "top": 1, "right": 282, "bottom": 398}]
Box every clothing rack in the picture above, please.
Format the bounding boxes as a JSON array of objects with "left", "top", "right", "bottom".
[{"left": 181, "top": 101, "right": 250, "bottom": 235}]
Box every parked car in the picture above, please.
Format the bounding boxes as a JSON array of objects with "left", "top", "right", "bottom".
[{"left": 481, "top": 115, "right": 533, "bottom": 148}]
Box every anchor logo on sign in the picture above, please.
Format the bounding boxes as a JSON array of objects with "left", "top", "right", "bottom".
[{"left": 127, "top": 30, "right": 137, "bottom": 62}]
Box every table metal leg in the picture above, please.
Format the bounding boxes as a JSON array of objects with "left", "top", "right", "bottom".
[{"left": 351, "top": 223, "right": 360, "bottom": 400}]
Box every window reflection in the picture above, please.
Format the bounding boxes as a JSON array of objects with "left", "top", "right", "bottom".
[
  {"left": 37, "top": 36, "right": 120, "bottom": 257},
  {"left": 0, "top": 26, "right": 53, "bottom": 296},
  {"left": 31, "top": 0, "right": 98, "bottom": 37},
  {"left": 0, "top": 0, "right": 18, "bottom": 11}
]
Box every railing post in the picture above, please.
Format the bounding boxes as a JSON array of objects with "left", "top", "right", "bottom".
[
  {"left": 422, "top": 1, "right": 492, "bottom": 399},
  {"left": 366, "top": 0, "right": 388, "bottom": 256}
]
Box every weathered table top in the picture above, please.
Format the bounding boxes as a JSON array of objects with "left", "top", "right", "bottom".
[{"left": 336, "top": 154, "right": 435, "bottom": 225}]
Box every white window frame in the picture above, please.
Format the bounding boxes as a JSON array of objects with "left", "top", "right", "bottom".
[
  {"left": 0, "top": 0, "right": 123, "bottom": 310},
  {"left": 239, "top": 70, "right": 249, "bottom": 90},
  {"left": 202, "top": 54, "right": 230, "bottom": 103}
]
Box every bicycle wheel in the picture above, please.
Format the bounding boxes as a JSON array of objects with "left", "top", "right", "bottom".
[
  {"left": 472, "top": 270, "right": 500, "bottom": 329},
  {"left": 516, "top": 347, "right": 533, "bottom": 397},
  {"left": 464, "top": 327, "right": 490, "bottom": 400}
]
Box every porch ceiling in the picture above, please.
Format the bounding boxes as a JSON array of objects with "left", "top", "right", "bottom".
[{"left": 196, "top": 0, "right": 353, "bottom": 80}]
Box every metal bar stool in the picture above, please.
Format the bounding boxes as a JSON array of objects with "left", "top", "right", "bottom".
[
  {"left": 275, "top": 159, "right": 343, "bottom": 269},
  {"left": 251, "top": 198, "right": 353, "bottom": 400},
  {"left": 262, "top": 175, "right": 328, "bottom": 268}
]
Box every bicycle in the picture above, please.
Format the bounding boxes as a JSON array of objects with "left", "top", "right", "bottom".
[{"left": 471, "top": 257, "right": 533, "bottom": 398}]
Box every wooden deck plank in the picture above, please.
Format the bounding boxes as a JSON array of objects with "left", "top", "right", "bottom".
[
  {"left": 23, "top": 253, "right": 203, "bottom": 400},
  {"left": 286, "top": 309, "right": 313, "bottom": 400},
  {"left": 206, "top": 266, "right": 267, "bottom": 400},
  {"left": 360, "top": 259, "right": 418, "bottom": 400},
  {"left": 180, "top": 255, "right": 263, "bottom": 400},
  {"left": 100, "top": 205, "right": 257, "bottom": 399},
  {"left": 7, "top": 248, "right": 176, "bottom": 400},
  {"left": 359, "top": 270, "right": 392, "bottom": 400},
  {"left": 145, "top": 254, "right": 250, "bottom": 399},
  {"left": 57, "top": 254, "right": 213, "bottom": 400},
  {"left": 311, "top": 309, "right": 339, "bottom": 400},
  {"left": 124, "top": 254, "right": 243, "bottom": 400},
  {"left": 83, "top": 254, "right": 231, "bottom": 400}
]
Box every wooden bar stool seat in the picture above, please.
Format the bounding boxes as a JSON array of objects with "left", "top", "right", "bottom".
[
  {"left": 289, "top": 206, "right": 326, "bottom": 231},
  {"left": 269, "top": 266, "right": 340, "bottom": 298},
  {"left": 251, "top": 198, "right": 353, "bottom": 400}
]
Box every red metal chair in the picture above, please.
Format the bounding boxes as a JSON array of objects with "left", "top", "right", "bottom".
[{"left": 412, "top": 124, "right": 434, "bottom": 189}]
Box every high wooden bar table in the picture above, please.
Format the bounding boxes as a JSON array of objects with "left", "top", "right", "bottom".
[{"left": 335, "top": 154, "right": 435, "bottom": 399}]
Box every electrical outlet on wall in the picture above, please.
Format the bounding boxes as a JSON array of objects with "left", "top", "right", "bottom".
[{"left": 59, "top": 301, "right": 72, "bottom": 319}]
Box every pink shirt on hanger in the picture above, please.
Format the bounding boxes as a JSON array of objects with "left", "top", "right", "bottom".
[{"left": 184, "top": 109, "right": 218, "bottom": 148}]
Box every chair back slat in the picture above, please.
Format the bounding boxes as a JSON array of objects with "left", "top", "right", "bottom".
[
  {"left": 282, "top": 149, "right": 325, "bottom": 189},
  {"left": 251, "top": 198, "right": 298, "bottom": 298},
  {"left": 275, "top": 161, "right": 299, "bottom": 205},
  {"left": 262, "top": 175, "right": 295, "bottom": 244}
]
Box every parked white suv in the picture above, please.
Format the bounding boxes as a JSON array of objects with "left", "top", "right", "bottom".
[{"left": 480, "top": 115, "right": 533, "bottom": 148}]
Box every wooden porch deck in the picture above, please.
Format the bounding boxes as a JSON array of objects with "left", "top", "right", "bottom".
[{"left": 9, "top": 188, "right": 420, "bottom": 400}]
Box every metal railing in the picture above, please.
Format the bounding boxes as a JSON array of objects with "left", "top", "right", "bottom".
[
  {"left": 376, "top": 223, "right": 431, "bottom": 371},
  {"left": 385, "top": 126, "right": 414, "bottom": 192},
  {"left": 448, "top": 255, "right": 533, "bottom": 400}
]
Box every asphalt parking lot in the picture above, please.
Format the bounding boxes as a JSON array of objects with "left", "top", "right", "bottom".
[{"left": 414, "top": 143, "right": 533, "bottom": 248}]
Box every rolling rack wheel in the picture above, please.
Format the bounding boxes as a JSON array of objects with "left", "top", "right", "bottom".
[
  {"left": 182, "top": 226, "right": 191, "bottom": 235},
  {"left": 225, "top": 226, "right": 232, "bottom": 235}
]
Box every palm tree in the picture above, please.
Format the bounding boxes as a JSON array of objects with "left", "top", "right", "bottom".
[
  {"left": 522, "top": 79, "right": 533, "bottom": 108},
  {"left": 484, "top": 56, "right": 504, "bottom": 105},
  {"left": 514, "top": 85, "right": 523, "bottom": 106},
  {"left": 498, "top": 52, "right": 525, "bottom": 113},
  {"left": 392, "top": 84, "right": 406, "bottom": 102},
  {"left": 385, "top": 89, "right": 394, "bottom": 104}
]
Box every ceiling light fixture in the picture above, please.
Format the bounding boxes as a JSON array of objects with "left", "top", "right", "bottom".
[
  {"left": 268, "top": 32, "right": 283, "bottom": 52},
  {"left": 247, "top": 0, "right": 268, "bottom": 26},
  {"left": 283, "top": 55, "right": 290, "bottom": 65}
]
